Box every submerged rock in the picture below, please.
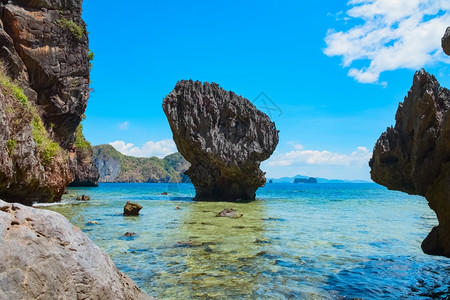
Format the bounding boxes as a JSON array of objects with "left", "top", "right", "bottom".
[
  {"left": 370, "top": 69, "right": 450, "bottom": 257},
  {"left": 124, "top": 201, "right": 142, "bottom": 216},
  {"left": 163, "top": 80, "right": 279, "bottom": 202},
  {"left": 216, "top": 208, "right": 243, "bottom": 218},
  {"left": 76, "top": 195, "right": 90, "bottom": 201},
  {"left": 0, "top": 200, "right": 152, "bottom": 299}
]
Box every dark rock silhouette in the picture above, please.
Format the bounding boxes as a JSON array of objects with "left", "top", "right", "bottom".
[
  {"left": 163, "top": 80, "right": 279, "bottom": 202},
  {"left": 294, "top": 177, "right": 317, "bottom": 184},
  {"left": 442, "top": 27, "right": 450, "bottom": 56},
  {"left": 370, "top": 69, "right": 450, "bottom": 257}
]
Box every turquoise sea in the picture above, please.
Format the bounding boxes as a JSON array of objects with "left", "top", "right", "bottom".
[{"left": 42, "top": 183, "right": 450, "bottom": 299}]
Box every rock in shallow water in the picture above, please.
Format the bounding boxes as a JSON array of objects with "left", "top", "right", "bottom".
[
  {"left": 124, "top": 201, "right": 142, "bottom": 216},
  {"left": 163, "top": 80, "right": 279, "bottom": 202},
  {"left": 0, "top": 200, "right": 152, "bottom": 300},
  {"left": 369, "top": 69, "right": 450, "bottom": 257}
]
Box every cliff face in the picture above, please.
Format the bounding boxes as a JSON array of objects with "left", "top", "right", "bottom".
[
  {"left": 93, "top": 144, "right": 190, "bottom": 183},
  {"left": 370, "top": 69, "right": 450, "bottom": 257},
  {"left": 163, "top": 80, "right": 279, "bottom": 202},
  {"left": 0, "top": 0, "right": 98, "bottom": 205}
]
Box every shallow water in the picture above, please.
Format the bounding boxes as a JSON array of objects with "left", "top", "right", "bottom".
[{"left": 43, "top": 183, "right": 450, "bottom": 299}]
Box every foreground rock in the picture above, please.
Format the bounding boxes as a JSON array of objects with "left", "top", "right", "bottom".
[
  {"left": 124, "top": 201, "right": 142, "bottom": 216},
  {"left": 0, "top": 200, "right": 152, "bottom": 300},
  {"left": 163, "top": 80, "right": 279, "bottom": 202},
  {"left": 370, "top": 69, "right": 450, "bottom": 257},
  {"left": 0, "top": 0, "right": 98, "bottom": 205}
]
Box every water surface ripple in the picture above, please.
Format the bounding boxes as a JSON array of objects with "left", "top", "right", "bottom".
[{"left": 44, "top": 183, "right": 450, "bottom": 299}]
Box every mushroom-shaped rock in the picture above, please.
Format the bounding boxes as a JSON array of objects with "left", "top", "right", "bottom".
[
  {"left": 162, "top": 80, "right": 279, "bottom": 202},
  {"left": 370, "top": 69, "right": 450, "bottom": 257},
  {"left": 124, "top": 201, "right": 142, "bottom": 216}
]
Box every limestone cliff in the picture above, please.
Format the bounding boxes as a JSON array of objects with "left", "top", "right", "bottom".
[
  {"left": 163, "top": 80, "right": 279, "bottom": 202},
  {"left": 0, "top": 0, "right": 98, "bottom": 205},
  {"left": 370, "top": 69, "right": 450, "bottom": 257},
  {"left": 93, "top": 144, "right": 190, "bottom": 183}
]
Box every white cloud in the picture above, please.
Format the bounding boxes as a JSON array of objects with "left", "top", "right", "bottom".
[
  {"left": 266, "top": 145, "right": 372, "bottom": 167},
  {"left": 109, "top": 139, "right": 177, "bottom": 158},
  {"left": 118, "top": 121, "right": 129, "bottom": 130},
  {"left": 324, "top": 0, "right": 450, "bottom": 84}
]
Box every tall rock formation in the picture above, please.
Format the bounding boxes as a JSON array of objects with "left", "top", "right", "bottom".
[
  {"left": 0, "top": 200, "right": 152, "bottom": 300},
  {"left": 370, "top": 69, "right": 450, "bottom": 257},
  {"left": 163, "top": 80, "right": 279, "bottom": 202},
  {"left": 0, "top": 0, "right": 98, "bottom": 205}
]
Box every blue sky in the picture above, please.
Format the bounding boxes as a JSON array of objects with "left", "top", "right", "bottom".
[{"left": 82, "top": 0, "right": 450, "bottom": 181}]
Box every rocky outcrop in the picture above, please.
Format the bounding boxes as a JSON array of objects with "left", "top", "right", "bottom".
[
  {"left": 124, "top": 201, "right": 142, "bottom": 216},
  {"left": 68, "top": 126, "right": 99, "bottom": 187},
  {"left": 93, "top": 144, "right": 190, "bottom": 183},
  {"left": 0, "top": 200, "right": 152, "bottom": 299},
  {"left": 442, "top": 27, "right": 450, "bottom": 56},
  {"left": 163, "top": 80, "right": 279, "bottom": 202},
  {"left": 370, "top": 69, "right": 450, "bottom": 257},
  {"left": 0, "top": 0, "right": 98, "bottom": 205}
]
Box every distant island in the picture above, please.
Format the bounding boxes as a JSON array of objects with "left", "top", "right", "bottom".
[
  {"left": 92, "top": 144, "right": 190, "bottom": 183},
  {"left": 294, "top": 177, "right": 318, "bottom": 184},
  {"left": 268, "top": 175, "right": 371, "bottom": 184}
]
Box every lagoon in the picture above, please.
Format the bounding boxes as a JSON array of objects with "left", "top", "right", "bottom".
[{"left": 43, "top": 183, "right": 450, "bottom": 299}]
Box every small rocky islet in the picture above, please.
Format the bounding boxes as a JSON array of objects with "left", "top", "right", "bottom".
[
  {"left": 163, "top": 80, "right": 279, "bottom": 202},
  {"left": 0, "top": 0, "right": 450, "bottom": 298}
]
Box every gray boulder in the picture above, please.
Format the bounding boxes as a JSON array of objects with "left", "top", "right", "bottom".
[{"left": 0, "top": 200, "right": 153, "bottom": 300}]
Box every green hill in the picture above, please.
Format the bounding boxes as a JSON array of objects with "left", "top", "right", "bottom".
[{"left": 92, "top": 144, "right": 190, "bottom": 183}]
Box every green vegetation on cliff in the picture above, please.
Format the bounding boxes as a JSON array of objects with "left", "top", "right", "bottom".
[
  {"left": 31, "top": 116, "right": 61, "bottom": 165},
  {"left": 0, "top": 64, "right": 61, "bottom": 165},
  {"left": 75, "top": 124, "right": 91, "bottom": 153},
  {"left": 55, "top": 17, "right": 84, "bottom": 40},
  {"left": 93, "top": 144, "right": 190, "bottom": 183}
]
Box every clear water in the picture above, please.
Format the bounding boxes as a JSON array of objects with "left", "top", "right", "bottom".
[{"left": 42, "top": 183, "right": 450, "bottom": 299}]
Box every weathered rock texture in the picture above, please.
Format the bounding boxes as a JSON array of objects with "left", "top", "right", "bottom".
[
  {"left": 370, "top": 69, "right": 450, "bottom": 257},
  {"left": 442, "top": 27, "right": 450, "bottom": 56},
  {"left": 0, "top": 0, "right": 98, "bottom": 205},
  {"left": 163, "top": 80, "right": 279, "bottom": 202},
  {"left": 0, "top": 200, "right": 152, "bottom": 300},
  {"left": 93, "top": 144, "right": 190, "bottom": 183}
]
